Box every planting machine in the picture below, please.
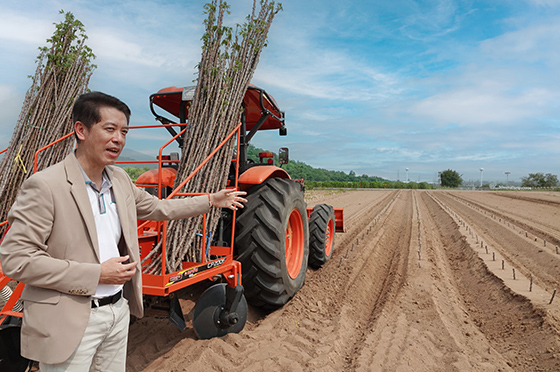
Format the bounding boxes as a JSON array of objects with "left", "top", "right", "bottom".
[{"left": 0, "top": 84, "right": 344, "bottom": 370}]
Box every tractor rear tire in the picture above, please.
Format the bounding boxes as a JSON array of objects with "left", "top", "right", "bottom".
[
  {"left": 235, "top": 178, "right": 309, "bottom": 309},
  {"left": 308, "top": 204, "right": 336, "bottom": 269}
]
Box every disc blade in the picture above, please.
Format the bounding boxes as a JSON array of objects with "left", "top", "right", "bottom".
[{"left": 192, "top": 283, "right": 247, "bottom": 339}]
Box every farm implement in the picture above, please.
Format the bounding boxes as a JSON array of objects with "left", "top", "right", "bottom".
[{"left": 0, "top": 84, "right": 344, "bottom": 370}]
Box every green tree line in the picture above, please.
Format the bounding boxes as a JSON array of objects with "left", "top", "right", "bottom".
[
  {"left": 521, "top": 173, "right": 559, "bottom": 188},
  {"left": 248, "top": 145, "right": 385, "bottom": 182},
  {"left": 124, "top": 166, "right": 150, "bottom": 181},
  {"left": 247, "top": 145, "right": 433, "bottom": 189}
]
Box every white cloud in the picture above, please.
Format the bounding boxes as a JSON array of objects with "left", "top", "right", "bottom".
[
  {"left": 88, "top": 29, "right": 167, "bottom": 67},
  {"left": 479, "top": 21, "right": 560, "bottom": 64},
  {"left": 400, "top": 17, "right": 560, "bottom": 130},
  {"left": 256, "top": 47, "right": 400, "bottom": 104},
  {"left": 0, "top": 10, "right": 52, "bottom": 44},
  {"left": 399, "top": 0, "right": 459, "bottom": 38},
  {"left": 410, "top": 84, "right": 550, "bottom": 126}
]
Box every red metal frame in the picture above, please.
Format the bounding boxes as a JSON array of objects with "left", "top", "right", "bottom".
[
  {"left": 0, "top": 121, "right": 245, "bottom": 322},
  {"left": 0, "top": 266, "right": 24, "bottom": 324},
  {"left": 306, "top": 207, "right": 346, "bottom": 233},
  {"left": 33, "top": 132, "right": 75, "bottom": 173},
  {"left": 119, "top": 121, "right": 244, "bottom": 296}
]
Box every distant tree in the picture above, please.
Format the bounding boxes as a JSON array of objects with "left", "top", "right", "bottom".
[
  {"left": 124, "top": 166, "right": 150, "bottom": 181},
  {"left": 246, "top": 145, "right": 262, "bottom": 162},
  {"left": 521, "top": 173, "right": 559, "bottom": 188},
  {"left": 394, "top": 180, "right": 406, "bottom": 189},
  {"left": 440, "top": 169, "right": 463, "bottom": 188}
]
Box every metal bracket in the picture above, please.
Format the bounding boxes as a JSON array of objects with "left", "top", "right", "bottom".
[{"left": 168, "top": 294, "right": 186, "bottom": 331}]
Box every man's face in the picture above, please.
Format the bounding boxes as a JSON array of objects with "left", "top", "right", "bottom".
[{"left": 76, "top": 106, "right": 129, "bottom": 168}]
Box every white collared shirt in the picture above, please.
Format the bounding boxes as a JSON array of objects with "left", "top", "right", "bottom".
[{"left": 80, "top": 167, "right": 123, "bottom": 299}]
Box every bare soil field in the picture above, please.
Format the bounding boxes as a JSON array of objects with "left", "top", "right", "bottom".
[{"left": 127, "top": 190, "right": 560, "bottom": 371}]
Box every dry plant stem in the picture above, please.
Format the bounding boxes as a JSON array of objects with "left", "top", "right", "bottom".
[
  {"left": 0, "top": 12, "right": 95, "bottom": 234},
  {"left": 143, "top": 0, "right": 281, "bottom": 274}
]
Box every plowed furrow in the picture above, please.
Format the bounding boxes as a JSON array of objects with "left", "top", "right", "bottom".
[
  {"left": 130, "top": 189, "right": 560, "bottom": 371},
  {"left": 491, "top": 191, "right": 560, "bottom": 207},
  {"left": 435, "top": 191, "right": 560, "bottom": 292},
  {"left": 423, "top": 191, "right": 560, "bottom": 371},
  {"left": 448, "top": 191, "right": 560, "bottom": 248}
]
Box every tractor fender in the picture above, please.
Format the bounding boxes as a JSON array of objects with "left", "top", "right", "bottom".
[
  {"left": 135, "top": 168, "right": 177, "bottom": 189},
  {"left": 238, "top": 165, "right": 290, "bottom": 191}
]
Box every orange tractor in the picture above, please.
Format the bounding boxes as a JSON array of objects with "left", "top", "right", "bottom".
[{"left": 0, "top": 84, "right": 344, "bottom": 370}]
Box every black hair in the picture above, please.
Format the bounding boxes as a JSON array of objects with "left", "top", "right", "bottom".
[{"left": 72, "top": 92, "right": 131, "bottom": 140}]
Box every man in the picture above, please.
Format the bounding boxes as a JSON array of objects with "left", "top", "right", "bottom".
[{"left": 0, "top": 92, "right": 247, "bottom": 371}]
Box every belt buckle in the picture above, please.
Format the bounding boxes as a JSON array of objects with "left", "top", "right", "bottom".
[{"left": 92, "top": 290, "right": 121, "bottom": 308}]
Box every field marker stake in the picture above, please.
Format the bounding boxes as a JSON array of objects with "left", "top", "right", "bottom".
[
  {"left": 550, "top": 289, "right": 557, "bottom": 305},
  {"left": 502, "top": 260, "right": 505, "bottom": 270},
  {"left": 556, "top": 246, "right": 559, "bottom": 255},
  {"left": 338, "top": 257, "right": 343, "bottom": 268},
  {"left": 513, "top": 268, "right": 516, "bottom": 280},
  {"left": 345, "top": 249, "right": 349, "bottom": 259},
  {"left": 492, "top": 252, "right": 495, "bottom": 261},
  {"left": 485, "top": 245, "right": 488, "bottom": 254},
  {"left": 530, "top": 276, "right": 533, "bottom": 292}
]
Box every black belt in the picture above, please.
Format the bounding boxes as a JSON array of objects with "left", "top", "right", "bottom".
[{"left": 92, "top": 290, "right": 122, "bottom": 308}]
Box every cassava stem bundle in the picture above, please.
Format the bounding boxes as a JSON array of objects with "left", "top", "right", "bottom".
[
  {"left": 143, "top": 0, "right": 281, "bottom": 274},
  {"left": 0, "top": 11, "right": 95, "bottom": 233}
]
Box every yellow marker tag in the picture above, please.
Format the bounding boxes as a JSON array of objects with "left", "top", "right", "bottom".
[{"left": 13, "top": 144, "right": 27, "bottom": 174}]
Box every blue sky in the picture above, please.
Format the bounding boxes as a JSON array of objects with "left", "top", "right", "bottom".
[{"left": 1, "top": 0, "right": 559, "bottom": 184}]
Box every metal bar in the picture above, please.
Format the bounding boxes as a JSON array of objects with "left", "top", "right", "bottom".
[
  {"left": 166, "top": 123, "right": 242, "bottom": 200},
  {"left": 34, "top": 131, "right": 75, "bottom": 173}
]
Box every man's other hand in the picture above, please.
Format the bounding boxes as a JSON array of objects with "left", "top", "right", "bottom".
[{"left": 99, "top": 255, "right": 137, "bottom": 284}]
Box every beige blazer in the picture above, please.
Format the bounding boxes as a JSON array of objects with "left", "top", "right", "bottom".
[{"left": 0, "top": 153, "right": 209, "bottom": 364}]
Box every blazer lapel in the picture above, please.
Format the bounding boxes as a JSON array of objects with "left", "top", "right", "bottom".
[{"left": 64, "top": 154, "right": 100, "bottom": 262}]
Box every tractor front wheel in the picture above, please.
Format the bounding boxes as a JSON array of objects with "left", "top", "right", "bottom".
[{"left": 235, "top": 178, "right": 309, "bottom": 309}]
